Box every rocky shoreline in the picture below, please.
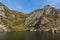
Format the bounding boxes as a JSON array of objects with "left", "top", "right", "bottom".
[{"left": 25, "top": 27, "right": 60, "bottom": 33}]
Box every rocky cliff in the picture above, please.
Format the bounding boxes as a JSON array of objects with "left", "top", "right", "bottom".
[{"left": 25, "top": 5, "right": 60, "bottom": 31}]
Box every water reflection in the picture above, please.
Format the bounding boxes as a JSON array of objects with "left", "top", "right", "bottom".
[
  {"left": 24, "top": 31, "right": 60, "bottom": 40},
  {"left": 0, "top": 32, "right": 7, "bottom": 40},
  {"left": 0, "top": 32, "right": 60, "bottom": 40}
]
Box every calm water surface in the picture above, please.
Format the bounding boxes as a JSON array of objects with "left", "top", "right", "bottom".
[{"left": 0, "top": 31, "right": 60, "bottom": 40}]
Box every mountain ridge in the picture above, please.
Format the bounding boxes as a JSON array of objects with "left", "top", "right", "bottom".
[
  {"left": 0, "top": 2, "right": 60, "bottom": 31},
  {"left": 25, "top": 5, "right": 60, "bottom": 31}
]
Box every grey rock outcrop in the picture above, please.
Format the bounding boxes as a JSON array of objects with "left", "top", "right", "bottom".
[
  {"left": 0, "top": 24, "right": 11, "bottom": 32},
  {"left": 25, "top": 5, "right": 60, "bottom": 30},
  {"left": 0, "top": 2, "right": 12, "bottom": 32}
]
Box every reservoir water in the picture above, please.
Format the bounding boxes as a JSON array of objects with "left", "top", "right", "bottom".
[{"left": 0, "top": 31, "right": 60, "bottom": 40}]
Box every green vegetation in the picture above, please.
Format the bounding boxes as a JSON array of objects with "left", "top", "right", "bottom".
[{"left": 0, "top": 9, "right": 29, "bottom": 31}]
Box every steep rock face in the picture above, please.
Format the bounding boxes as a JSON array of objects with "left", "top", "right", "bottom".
[
  {"left": 25, "top": 9, "right": 44, "bottom": 25},
  {"left": 0, "top": 24, "right": 11, "bottom": 32},
  {"left": 25, "top": 5, "right": 60, "bottom": 30},
  {"left": 0, "top": 3, "right": 9, "bottom": 32},
  {"left": 0, "top": 6, "right": 5, "bottom": 17},
  {"left": 40, "top": 5, "right": 56, "bottom": 28}
]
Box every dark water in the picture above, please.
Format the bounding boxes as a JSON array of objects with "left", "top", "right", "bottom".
[{"left": 0, "top": 32, "right": 60, "bottom": 40}]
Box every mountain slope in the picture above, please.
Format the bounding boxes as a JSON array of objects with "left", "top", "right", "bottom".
[
  {"left": 0, "top": 2, "right": 28, "bottom": 31},
  {"left": 25, "top": 5, "right": 60, "bottom": 31},
  {"left": 1, "top": 2, "right": 60, "bottom": 31}
]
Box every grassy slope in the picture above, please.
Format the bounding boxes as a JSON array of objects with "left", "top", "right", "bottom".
[{"left": 1, "top": 10, "right": 29, "bottom": 31}]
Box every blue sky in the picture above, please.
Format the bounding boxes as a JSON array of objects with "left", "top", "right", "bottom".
[{"left": 0, "top": 0, "right": 60, "bottom": 13}]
